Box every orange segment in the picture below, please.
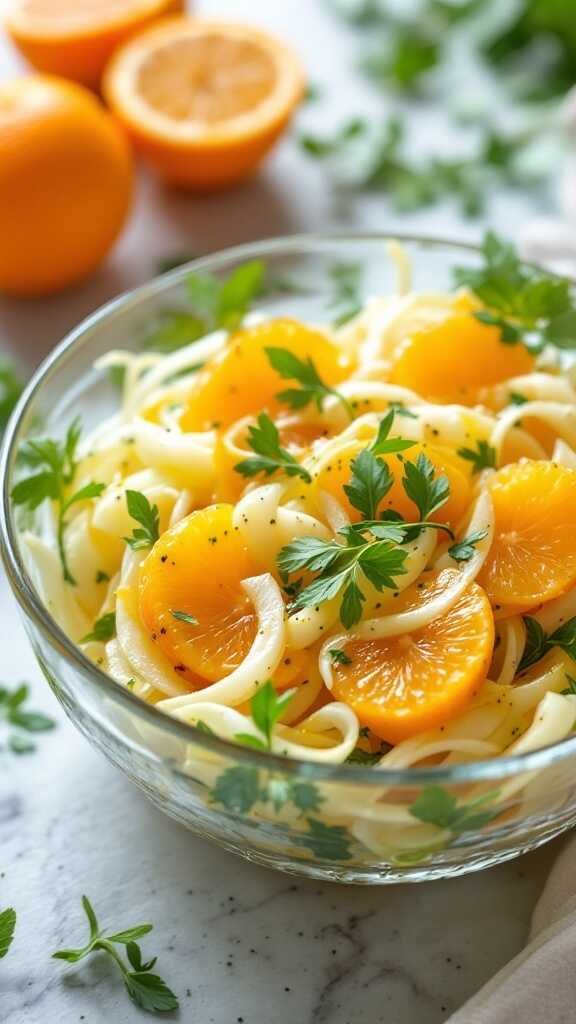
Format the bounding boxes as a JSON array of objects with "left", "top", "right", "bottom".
[
  {"left": 389, "top": 312, "right": 534, "bottom": 404},
  {"left": 315, "top": 441, "right": 472, "bottom": 528},
  {"left": 477, "top": 461, "right": 576, "bottom": 613},
  {"left": 103, "top": 17, "right": 305, "bottom": 188},
  {"left": 5, "top": 0, "right": 183, "bottom": 89},
  {"left": 180, "top": 319, "right": 350, "bottom": 432},
  {"left": 139, "top": 504, "right": 257, "bottom": 683},
  {"left": 330, "top": 570, "right": 494, "bottom": 743}
]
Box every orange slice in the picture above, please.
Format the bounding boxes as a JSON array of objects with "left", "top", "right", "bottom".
[
  {"left": 315, "top": 441, "right": 472, "bottom": 528},
  {"left": 180, "top": 319, "right": 350, "bottom": 432},
  {"left": 103, "top": 17, "right": 305, "bottom": 189},
  {"left": 477, "top": 461, "right": 576, "bottom": 613},
  {"left": 330, "top": 570, "right": 494, "bottom": 743},
  {"left": 139, "top": 503, "right": 257, "bottom": 683},
  {"left": 5, "top": 0, "right": 183, "bottom": 90},
  {"left": 389, "top": 312, "right": 534, "bottom": 404}
]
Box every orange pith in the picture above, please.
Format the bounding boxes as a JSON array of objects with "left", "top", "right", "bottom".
[
  {"left": 330, "top": 570, "right": 494, "bottom": 743},
  {"left": 477, "top": 461, "right": 576, "bottom": 613},
  {"left": 139, "top": 504, "right": 257, "bottom": 684},
  {"left": 180, "top": 319, "right": 350, "bottom": 432},
  {"left": 389, "top": 312, "right": 534, "bottom": 404},
  {"left": 103, "top": 17, "right": 305, "bottom": 188},
  {"left": 5, "top": 0, "right": 183, "bottom": 89},
  {"left": 314, "top": 441, "right": 472, "bottom": 528}
]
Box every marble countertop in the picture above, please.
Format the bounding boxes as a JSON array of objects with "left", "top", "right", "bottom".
[{"left": 0, "top": 1, "right": 570, "bottom": 1021}]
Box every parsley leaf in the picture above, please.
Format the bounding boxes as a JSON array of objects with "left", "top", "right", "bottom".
[
  {"left": 402, "top": 453, "right": 450, "bottom": 519},
  {"left": 343, "top": 448, "right": 394, "bottom": 520},
  {"left": 293, "top": 818, "right": 353, "bottom": 861},
  {"left": 0, "top": 359, "right": 23, "bottom": 435},
  {"left": 278, "top": 533, "right": 408, "bottom": 628},
  {"left": 12, "top": 420, "right": 104, "bottom": 584},
  {"left": 81, "top": 612, "right": 116, "bottom": 645},
  {"left": 0, "top": 682, "right": 56, "bottom": 756},
  {"left": 346, "top": 746, "right": 387, "bottom": 765},
  {"left": 53, "top": 896, "right": 178, "bottom": 1014},
  {"left": 143, "top": 311, "right": 206, "bottom": 353},
  {"left": 410, "top": 785, "right": 500, "bottom": 834},
  {"left": 508, "top": 391, "right": 529, "bottom": 406},
  {"left": 457, "top": 440, "right": 497, "bottom": 474},
  {"left": 187, "top": 260, "right": 265, "bottom": 332},
  {"left": 369, "top": 410, "right": 417, "bottom": 456},
  {"left": 330, "top": 648, "right": 352, "bottom": 666},
  {"left": 265, "top": 346, "right": 353, "bottom": 420},
  {"left": 234, "top": 413, "right": 312, "bottom": 483},
  {"left": 124, "top": 491, "right": 160, "bottom": 550},
  {"left": 448, "top": 529, "right": 488, "bottom": 563},
  {"left": 170, "top": 610, "right": 198, "bottom": 625},
  {"left": 328, "top": 261, "right": 364, "bottom": 326},
  {"left": 0, "top": 908, "right": 16, "bottom": 959},
  {"left": 362, "top": 26, "right": 440, "bottom": 94},
  {"left": 519, "top": 615, "right": 576, "bottom": 671},
  {"left": 454, "top": 232, "right": 576, "bottom": 354}
]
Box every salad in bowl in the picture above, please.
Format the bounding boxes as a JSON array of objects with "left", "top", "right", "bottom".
[{"left": 4, "top": 232, "right": 576, "bottom": 882}]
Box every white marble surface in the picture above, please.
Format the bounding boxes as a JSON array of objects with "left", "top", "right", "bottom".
[{"left": 0, "top": 1, "right": 570, "bottom": 1021}]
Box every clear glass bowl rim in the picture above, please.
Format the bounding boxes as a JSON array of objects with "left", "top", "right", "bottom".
[{"left": 2, "top": 229, "right": 576, "bottom": 786}]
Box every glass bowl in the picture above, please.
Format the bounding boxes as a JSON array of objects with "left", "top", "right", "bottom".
[{"left": 3, "top": 233, "right": 576, "bottom": 885}]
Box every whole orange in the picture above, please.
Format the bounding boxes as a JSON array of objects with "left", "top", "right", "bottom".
[{"left": 0, "top": 76, "right": 134, "bottom": 297}]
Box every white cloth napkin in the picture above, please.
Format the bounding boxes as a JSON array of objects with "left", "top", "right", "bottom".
[{"left": 448, "top": 836, "right": 576, "bottom": 1024}]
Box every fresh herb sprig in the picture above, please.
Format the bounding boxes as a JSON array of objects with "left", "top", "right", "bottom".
[
  {"left": 448, "top": 529, "right": 488, "bottom": 563},
  {"left": 454, "top": 232, "right": 576, "bottom": 355},
  {"left": 12, "top": 420, "right": 104, "bottom": 584},
  {"left": 234, "top": 413, "right": 312, "bottom": 483},
  {"left": 0, "top": 909, "right": 16, "bottom": 959},
  {"left": 124, "top": 491, "right": 160, "bottom": 551},
  {"left": 328, "top": 261, "right": 364, "bottom": 326},
  {"left": 278, "top": 446, "right": 451, "bottom": 627},
  {"left": 53, "top": 896, "right": 178, "bottom": 1014},
  {"left": 0, "top": 682, "right": 56, "bottom": 756},
  {"left": 519, "top": 615, "right": 576, "bottom": 672},
  {"left": 265, "top": 347, "right": 354, "bottom": 421},
  {"left": 235, "top": 680, "right": 296, "bottom": 751}
]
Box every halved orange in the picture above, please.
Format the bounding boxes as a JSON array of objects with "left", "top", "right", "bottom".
[
  {"left": 330, "top": 569, "right": 494, "bottom": 743},
  {"left": 389, "top": 312, "right": 534, "bottom": 404},
  {"left": 314, "top": 441, "right": 472, "bottom": 528},
  {"left": 180, "top": 319, "right": 350, "bottom": 432},
  {"left": 5, "top": 0, "right": 183, "bottom": 90},
  {"left": 139, "top": 503, "right": 257, "bottom": 684},
  {"left": 477, "top": 461, "right": 576, "bottom": 613},
  {"left": 103, "top": 17, "right": 305, "bottom": 189}
]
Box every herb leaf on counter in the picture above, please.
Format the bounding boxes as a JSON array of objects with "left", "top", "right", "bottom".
[
  {"left": 124, "top": 491, "right": 160, "bottom": 551},
  {"left": 0, "top": 909, "right": 16, "bottom": 959},
  {"left": 265, "top": 346, "right": 354, "bottom": 420},
  {"left": 81, "top": 613, "right": 117, "bottom": 645},
  {"left": 53, "top": 896, "right": 179, "bottom": 1014},
  {"left": 234, "top": 412, "right": 312, "bottom": 483},
  {"left": 12, "top": 419, "right": 105, "bottom": 584},
  {"left": 0, "top": 682, "right": 56, "bottom": 756}
]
